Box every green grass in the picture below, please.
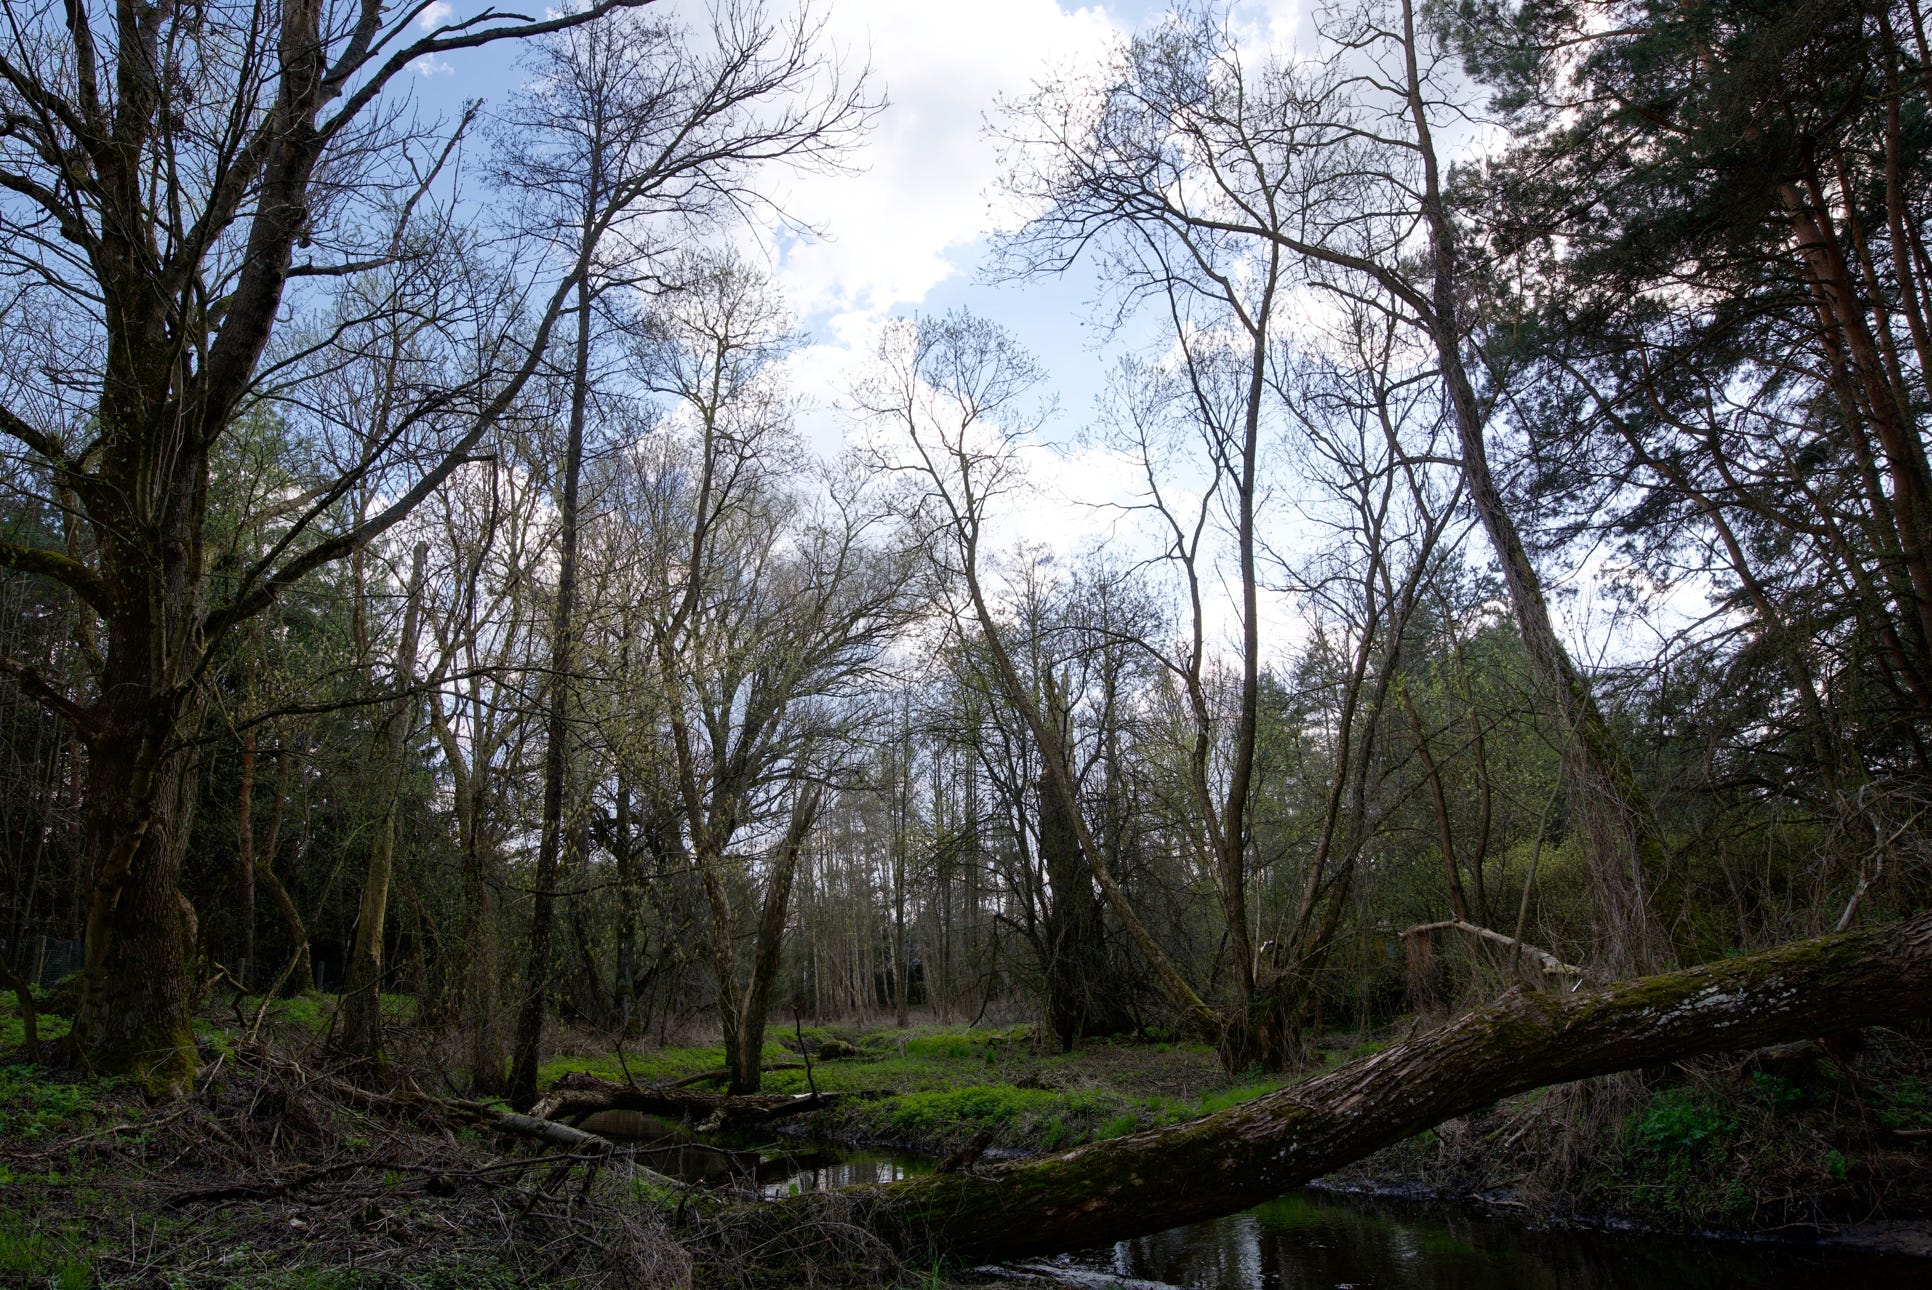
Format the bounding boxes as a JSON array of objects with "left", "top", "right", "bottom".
[
  {"left": 0, "top": 1064, "right": 117, "bottom": 1140},
  {"left": 222, "top": 990, "right": 416, "bottom": 1035},
  {"left": 1, "top": 988, "right": 72, "bottom": 1050},
  {"left": 0, "top": 1209, "right": 91, "bottom": 1287},
  {"left": 541, "top": 1020, "right": 1303, "bottom": 1156},
  {"left": 1193, "top": 1079, "right": 1286, "bottom": 1117},
  {"left": 269, "top": 992, "right": 333, "bottom": 1030}
]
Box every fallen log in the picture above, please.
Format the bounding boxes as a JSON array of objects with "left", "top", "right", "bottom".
[
  {"left": 770, "top": 911, "right": 1932, "bottom": 1263},
  {"left": 532, "top": 1070, "right": 839, "bottom": 1132}
]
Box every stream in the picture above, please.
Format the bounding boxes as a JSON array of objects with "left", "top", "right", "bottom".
[
  {"left": 1022, "top": 1189, "right": 1930, "bottom": 1288},
  {"left": 586, "top": 1112, "right": 1930, "bottom": 1287}
]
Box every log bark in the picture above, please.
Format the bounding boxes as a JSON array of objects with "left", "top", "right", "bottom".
[{"left": 773, "top": 912, "right": 1932, "bottom": 1263}]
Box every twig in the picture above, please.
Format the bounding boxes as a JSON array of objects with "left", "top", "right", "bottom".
[
  {"left": 613, "top": 1034, "right": 643, "bottom": 1092},
  {"left": 246, "top": 946, "right": 308, "bottom": 1044},
  {"left": 165, "top": 1151, "right": 610, "bottom": 1206}
]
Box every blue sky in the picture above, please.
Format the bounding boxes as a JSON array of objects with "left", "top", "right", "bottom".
[
  {"left": 401, "top": 2, "right": 1304, "bottom": 463},
  {"left": 388, "top": 1, "right": 1700, "bottom": 671}
]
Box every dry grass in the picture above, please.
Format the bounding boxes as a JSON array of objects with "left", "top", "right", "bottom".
[{"left": 0, "top": 1021, "right": 920, "bottom": 1288}]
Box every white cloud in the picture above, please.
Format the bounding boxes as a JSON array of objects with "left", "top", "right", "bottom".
[
  {"left": 764, "top": 1, "right": 1122, "bottom": 325},
  {"left": 747, "top": 0, "right": 1323, "bottom": 664},
  {"left": 749, "top": 2, "right": 1129, "bottom": 462},
  {"left": 414, "top": 53, "right": 456, "bottom": 77},
  {"left": 416, "top": 1, "right": 455, "bottom": 30}
]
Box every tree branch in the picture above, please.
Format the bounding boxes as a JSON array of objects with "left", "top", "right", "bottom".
[
  {"left": 0, "top": 537, "right": 108, "bottom": 615},
  {"left": 0, "top": 654, "right": 94, "bottom": 737}
]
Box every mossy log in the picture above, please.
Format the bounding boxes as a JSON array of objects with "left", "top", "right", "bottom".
[{"left": 772, "top": 912, "right": 1932, "bottom": 1263}]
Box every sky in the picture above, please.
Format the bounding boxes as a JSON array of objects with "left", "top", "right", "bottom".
[
  {"left": 397, "top": 0, "right": 1695, "bottom": 667},
  {"left": 406, "top": 0, "right": 1294, "bottom": 465}
]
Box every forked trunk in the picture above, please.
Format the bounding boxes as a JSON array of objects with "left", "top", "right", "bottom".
[{"left": 720, "top": 787, "right": 822, "bottom": 1095}]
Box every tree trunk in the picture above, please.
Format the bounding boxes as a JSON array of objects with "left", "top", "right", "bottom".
[
  {"left": 723, "top": 787, "right": 822, "bottom": 1094},
  {"left": 1397, "top": 0, "right": 1658, "bottom": 974},
  {"left": 893, "top": 755, "right": 910, "bottom": 1029},
  {"left": 1040, "top": 766, "right": 1129, "bottom": 1051},
  {"left": 776, "top": 912, "right": 1932, "bottom": 1263},
  {"left": 612, "top": 774, "right": 641, "bottom": 1034},
  {"left": 508, "top": 278, "right": 594, "bottom": 1111},
  {"left": 338, "top": 541, "right": 428, "bottom": 1066},
  {"left": 462, "top": 858, "right": 505, "bottom": 1095},
  {"left": 256, "top": 748, "right": 311, "bottom": 994},
  {"left": 67, "top": 686, "right": 203, "bottom": 1095},
  {"left": 235, "top": 726, "right": 257, "bottom": 990}
]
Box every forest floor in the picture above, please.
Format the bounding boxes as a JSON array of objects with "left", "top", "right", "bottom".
[
  {"left": 538, "top": 1018, "right": 1322, "bottom": 1156},
  {"left": 544, "top": 1013, "right": 1932, "bottom": 1235},
  {"left": 6, "top": 990, "right": 1932, "bottom": 1286}
]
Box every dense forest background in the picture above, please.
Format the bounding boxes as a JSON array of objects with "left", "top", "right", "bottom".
[{"left": 2, "top": 0, "right": 1928, "bottom": 1112}]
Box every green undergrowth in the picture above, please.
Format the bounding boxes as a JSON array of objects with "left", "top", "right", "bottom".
[
  {"left": 0, "top": 1209, "right": 93, "bottom": 1289},
  {"left": 0, "top": 1065, "right": 133, "bottom": 1290},
  {"left": 548, "top": 1021, "right": 1305, "bottom": 1156},
  {"left": 0, "top": 1062, "right": 119, "bottom": 1140},
  {"left": 2, "top": 987, "right": 73, "bottom": 1050},
  {"left": 227, "top": 990, "right": 418, "bottom": 1034},
  {"left": 1334, "top": 1035, "right": 1932, "bottom": 1234},
  {"left": 1592, "top": 1063, "right": 1886, "bottom": 1228}
]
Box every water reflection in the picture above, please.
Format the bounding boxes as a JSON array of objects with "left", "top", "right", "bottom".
[
  {"left": 583, "top": 1109, "right": 930, "bottom": 1198},
  {"left": 1036, "top": 1191, "right": 1928, "bottom": 1289},
  {"left": 586, "top": 1113, "right": 1923, "bottom": 1286}
]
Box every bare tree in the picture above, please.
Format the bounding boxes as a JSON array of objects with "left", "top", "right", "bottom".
[
  {"left": 612, "top": 255, "right": 916, "bottom": 1092},
  {"left": 858, "top": 311, "right": 1225, "bottom": 1041},
  {"left": 336, "top": 540, "right": 426, "bottom": 1063},
  {"left": 1000, "top": 0, "right": 1662, "bottom": 976},
  {"left": 492, "top": 0, "right": 874, "bottom": 1110},
  {"left": 0, "top": 0, "right": 656, "bottom": 1091},
  {"left": 421, "top": 453, "right": 551, "bottom": 1093}
]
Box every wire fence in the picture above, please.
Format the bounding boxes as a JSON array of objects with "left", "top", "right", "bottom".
[{"left": 0, "top": 934, "right": 83, "bottom": 988}]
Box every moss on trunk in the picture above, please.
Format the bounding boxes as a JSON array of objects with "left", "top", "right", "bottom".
[{"left": 760, "top": 913, "right": 1932, "bottom": 1263}]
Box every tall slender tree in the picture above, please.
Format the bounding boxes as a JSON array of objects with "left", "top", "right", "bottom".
[{"left": 490, "top": 0, "right": 874, "bottom": 1109}]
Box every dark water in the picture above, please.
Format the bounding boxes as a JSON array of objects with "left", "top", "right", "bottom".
[
  {"left": 583, "top": 1109, "right": 932, "bottom": 1196},
  {"left": 591, "top": 1114, "right": 1926, "bottom": 1287},
  {"left": 1026, "top": 1189, "right": 1928, "bottom": 1289}
]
